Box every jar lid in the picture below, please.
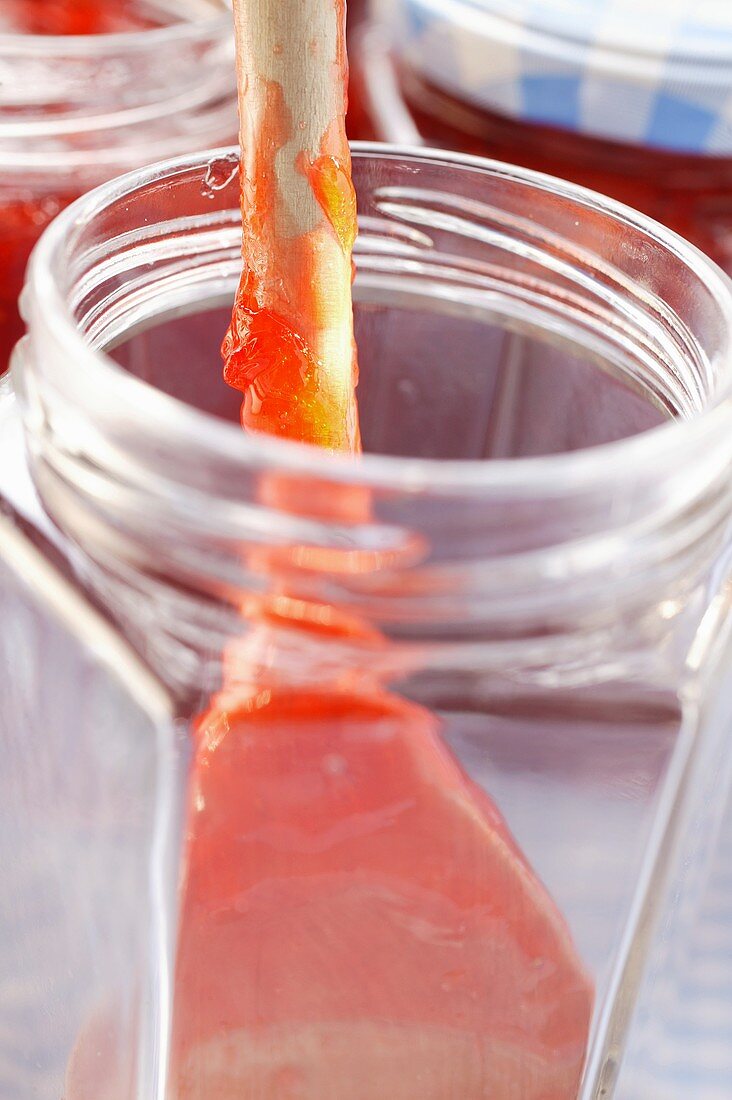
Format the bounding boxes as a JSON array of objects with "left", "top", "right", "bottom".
[{"left": 379, "top": 0, "right": 732, "bottom": 154}]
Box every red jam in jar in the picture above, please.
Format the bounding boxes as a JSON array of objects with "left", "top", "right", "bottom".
[
  {"left": 0, "top": 189, "right": 74, "bottom": 381},
  {"left": 0, "top": 0, "right": 236, "bottom": 375},
  {"left": 349, "top": 2, "right": 732, "bottom": 272}
]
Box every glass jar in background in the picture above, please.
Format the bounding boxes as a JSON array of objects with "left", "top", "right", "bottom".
[
  {"left": 0, "top": 0, "right": 237, "bottom": 376},
  {"left": 5, "top": 145, "right": 732, "bottom": 1098},
  {"left": 349, "top": 1, "right": 732, "bottom": 273}
]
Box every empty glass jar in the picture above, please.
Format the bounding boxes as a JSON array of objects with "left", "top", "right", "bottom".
[{"left": 4, "top": 145, "right": 732, "bottom": 1098}]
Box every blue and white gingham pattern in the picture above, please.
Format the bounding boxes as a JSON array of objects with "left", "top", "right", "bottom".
[{"left": 379, "top": 0, "right": 732, "bottom": 153}]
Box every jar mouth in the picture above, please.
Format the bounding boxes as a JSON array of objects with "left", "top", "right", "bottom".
[
  {"left": 20, "top": 142, "right": 732, "bottom": 497},
  {"left": 16, "top": 142, "right": 732, "bottom": 662}
]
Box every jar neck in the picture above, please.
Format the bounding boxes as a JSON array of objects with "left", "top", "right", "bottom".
[
  {"left": 14, "top": 146, "right": 732, "bottom": 698},
  {"left": 0, "top": 2, "right": 236, "bottom": 183},
  {"left": 16, "top": 373, "right": 732, "bottom": 699}
]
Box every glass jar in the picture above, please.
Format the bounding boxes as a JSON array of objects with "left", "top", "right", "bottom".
[
  {"left": 0, "top": 0, "right": 237, "bottom": 376},
  {"left": 0, "top": 501, "right": 182, "bottom": 1100},
  {"left": 349, "top": 1, "right": 732, "bottom": 274},
  {"left": 616, "top": 784, "right": 732, "bottom": 1099},
  {"left": 5, "top": 145, "right": 732, "bottom": 1098}
]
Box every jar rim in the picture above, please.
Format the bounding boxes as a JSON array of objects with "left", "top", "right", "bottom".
[
  {"left": 0, "top": 3, "right": 231, "bottom": 56},
  {"left": 21, "top": 141, "right": 732, "bottom": 498}
]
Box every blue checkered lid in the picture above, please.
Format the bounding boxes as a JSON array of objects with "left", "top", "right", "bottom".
[{"left": 377, "top": 0, "right": 732, "bottom": 154}]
